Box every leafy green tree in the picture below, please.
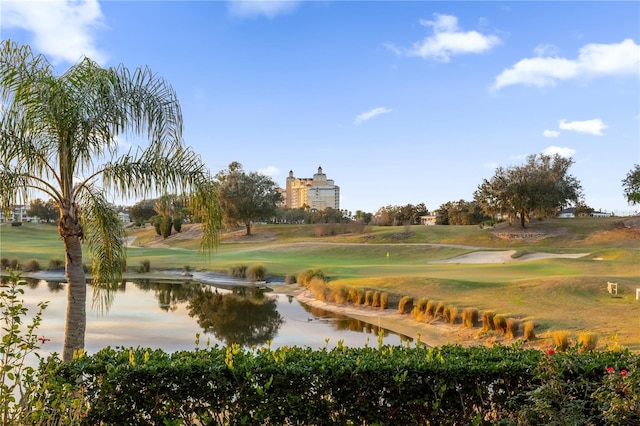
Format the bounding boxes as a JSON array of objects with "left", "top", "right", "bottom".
[
  {"left": 26, "top": 198, "right": 59, "bottom": 223},
  {"left": 129, "top": 199, "right": 156, "bottom": 225},
  {"left": 0, "top": 41, "right": 222, "bottom": 362},
  {"left": 474, "top": 154, "right": 582, "bottom": 228},
  {"left": 435, "top": 200, "right": 489, "bottom": 225},
  {"left": 622, "top": 164, "right": 640, "bottom": 205},
  {"left": 216, "top": 162, "right": 283, "bottom": 235}
]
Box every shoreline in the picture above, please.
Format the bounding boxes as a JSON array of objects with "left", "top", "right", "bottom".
[{"left": 270, "top": 284, "right": 472, "bottom": 348}]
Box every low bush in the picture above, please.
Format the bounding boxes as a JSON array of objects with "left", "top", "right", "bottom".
[
  {"left": 0, "top": 258, "right": 8, "bottom": 270},
  {"left": 228, "top": 264, "right": 247, "bottom": 278},
  {"left": 494, "top": 315, "right": 507, "bottom": 334},
  {"left": 425, "top": 300, "right": 436, "bottom": 318},
  {"left": 138, "top": 259, "right": 151, "bottom": 273},
  {"left": 398, "top": 296, "right": 413, "bottom": 314},
  {"left": 371, "top": 291, "right": 380, "bottom": 308},
  {"left": 462, "top": 308, "right": 479, "bottom": 328},
  {"left": 24, "top": 345, "right": 639, "bottom": 426},
  {"left": 297, "top": 269, "right": 326, "bottom": 286},
  {"left": 9, "top": 259, "right": 20, "bottom": 270},
  {"left": 524, "top": 321, "right": 536, "bottom": 341},
  {"left": 553, "top": 330, "right": 571, "bottom": 352},
  {"left": 22, "top": 259, "right": 41, "bottom": 272},
  {"left": 448, "top": 306, "right": 459, "bottom": 325},
  {"left": 47, "top": 257, "right": 64, "bottom": 271},
  {"left": 379, "top": 292, "right": 388, "bottom": 310},
  {"left": 308, "top": 277, "right": 331, "bottom": 302},
  {"left": 578, "top": 332, "right": 599, "bottom": 352},
  {"left": 246, "top": 264, "right": 267, "bottom": 281},
  {"left": 284, "top": 274, "right": 297, "bottom": 285},
  {"left": 506, "top": 318, "right": 520, "bottom": 339},
  {"left": 332, "top": 285, "right": 349, "bottom": 304}
]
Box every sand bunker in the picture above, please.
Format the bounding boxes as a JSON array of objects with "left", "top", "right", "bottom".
[{"left": 430, "top": 250, "right": 589, "bottom": 264}]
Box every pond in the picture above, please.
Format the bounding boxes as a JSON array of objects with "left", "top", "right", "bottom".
[{"left": 18, "top": 276, "right": 411, "bottom": 357}]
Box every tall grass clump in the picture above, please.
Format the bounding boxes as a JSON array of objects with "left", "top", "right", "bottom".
[
  {"left": 379, "top": 292, "right": 388, "bottom": 310},
  {"left": 364, "top": 290, "right": 373, "bottom": 306},
  {"left": 349, "top": 289, "right": 364, "bottom": 305},
  {"left": 308, "top": 277, "right": 331, "bottom": 302},
  {"left": 22, "top": 259, "right": 40, "bottom": 272},
  {"left": 285, "top": 274, "right": 297, "bottom": 285},
  {"left": 371, "top": 291, "right": 381, "bottom": 308},
  {"left": 47, "top": 257, "right": 64, "bottom": 271},
  {"left": 435, "top": 301, "right": 445, "bottom": 319},
  {"left": 425, "top": 300, "right": 436, "bottom": 318},
  {"left": 552, "top": 330, "right": 571, "bottom": 352},
  {"left": 228, "top": 264, "right": 247, "bottom": 278},
  {"left": 297, "top": 269, "right": 326, "bottom": 286},
  {"left": 523, "top": 321, "right": 536, "bottom": 341},
  {"left": 246, "top": 264, "right": 267, "bottom": 281},
  {"left": 416, "top": 297, "right": 428, "bottom": 314},
  {"left": 462, "top": 308, "right": 479, "bottom": 328},
  {"left": 482, "top": 311, "right": 495, "bottom": 331},
  {"left": 447, "top": 306, "right": 459, "bottom": 325},
  {"left": 398, "top": 296, "right": 413, "bottom": 314},
  {"left": 493, "top": 315, "right": 507, "bottom": 334},
  {"left": 332, "top": 285, "right": 349, "bottom": 304},
  {"left": 9, "top": 259, "right": 19, "bottom": 270},
  {"left": 0, "top": 258, "right": 8, "bottom": 270},
  {"left": 506, "top": 318, "right": 520, "bottom": 339},
  {"left": 138, "top": 259, "right": 151, "bottom": 273},
  {"left": 578, "top": 332, "right": 598, "bottom": 352}
]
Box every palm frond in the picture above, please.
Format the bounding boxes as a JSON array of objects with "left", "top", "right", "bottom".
[{"left": 76, "top": 185, "right": 126, "bottom": 311}]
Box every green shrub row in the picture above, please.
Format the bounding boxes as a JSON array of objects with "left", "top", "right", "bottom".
[{"left": 20, "top": 345, "right": 639, "bottom": 425}]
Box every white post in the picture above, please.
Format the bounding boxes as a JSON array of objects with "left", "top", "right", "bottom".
[{"left": 636, "top": 288, "right": 640, "bottom": 301}]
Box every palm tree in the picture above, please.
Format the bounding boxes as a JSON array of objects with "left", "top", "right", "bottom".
[{"left": 0, "top": 40, "right": 222, "bottom": 362}]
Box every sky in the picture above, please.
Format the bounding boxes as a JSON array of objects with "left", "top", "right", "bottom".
[{"left": 1, "top": 0, "right": 639, "bottom": 216}]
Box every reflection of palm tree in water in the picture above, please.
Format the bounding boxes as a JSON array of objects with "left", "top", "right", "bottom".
[{"left": 187, "top": 288, "right": 283, "bottom": 347}]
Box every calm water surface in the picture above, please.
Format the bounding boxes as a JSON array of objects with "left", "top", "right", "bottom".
[{"left": 20, "top": 278, "right": 410, "bottom": 357}]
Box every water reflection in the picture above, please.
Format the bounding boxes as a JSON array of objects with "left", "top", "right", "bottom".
[
  {"left": 188, "top": 287, "right": 284, "bottom": 346},
  {"left": 14, "top": 277, "right": 411, "bottom": 352}
]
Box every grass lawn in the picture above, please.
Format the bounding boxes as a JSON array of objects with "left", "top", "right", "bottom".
[{"left": 2, "top": 217, "right": 639, "bottom": 350}]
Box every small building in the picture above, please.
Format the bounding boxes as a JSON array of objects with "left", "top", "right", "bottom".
[
  {"left": 420, "top": 213, "right": 438, "bottom": 225},
  {"left": 591, "top": 211, "right": 612, "bottom": 218},
  {"left": 558, "top": 208, "right": 576, "bottom": 219}
]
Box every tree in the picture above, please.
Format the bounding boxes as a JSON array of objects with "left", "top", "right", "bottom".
[
  {"left": 216, "top": 162, "right": 283, "bottom": 235},
  {"left": 435, "top": 200, "right": 488, "bottom": 225},
  {"left": 26, "top": 198, "right": 59, "bottom": 223},
  {"left": 474, "top": 154, "right": 582, "bottom": 228},
  {"left": 129, "top": 199, "right": 156, "bottom": 225},
  {"left": 622, "top": 164, "right": 640, "bottom": 205},
  {"left": 0, "top": 41, "right": 222, "bottom": 362}
]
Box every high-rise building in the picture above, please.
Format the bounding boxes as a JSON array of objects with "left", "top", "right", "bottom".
[{"left": 285, "top": 167, "right": 340, "bottom": 211}]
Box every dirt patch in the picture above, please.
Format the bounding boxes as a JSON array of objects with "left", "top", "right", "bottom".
[{"left": 221, "top": 229, "right": 278, "bottom": 243}]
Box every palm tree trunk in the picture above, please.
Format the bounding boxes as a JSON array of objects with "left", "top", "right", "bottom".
[{"left": 60, "top": 216, "right": 86, "bottom": 363}]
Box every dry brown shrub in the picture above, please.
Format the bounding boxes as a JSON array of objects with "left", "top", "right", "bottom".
[
  {"left": 398, "top": 296, "right": 414, "bottom": 314},
  {"left": 462, "top": 308, "right": 479, "bottom": 328},
  {"left": 553, "top": 330, "right": 571, "bottom": 352},
  {"left": 506, "top": 318, "right": 520, "bottom": 338},
  {"left": 435, "top": 301, "right": 445, "bottom": 318},
  {"left": 493, "top": 315, "right": 507, "bottom": 334},
  {"left": 482, "top": 311, "right": 495, "bottom": 331},
  {"left": 380, "top": 292, "right": 388, "bottom": 310},
  {"left": 364, "top": 290, "right": 373, "bottom": 306},
  {"left": 372, "top": 291, "right": 381, "bottom": 308},
  {"left": 523, "top": 321, "right": 536, "bottom": 341}
]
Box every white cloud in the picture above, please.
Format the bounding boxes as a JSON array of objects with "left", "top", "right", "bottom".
[
  {"left": 227, "top": 0, "right": 300, "bottom": 18},
  {"left": 543, "top": 129, "right": 560, "bottom": 138},
  {"left": 1, "top": 0, "right": 107, "bottom": 65},
  {"left": 493, "top": 39, "right": 640, "bottom": 90},
  {"left": 533, "top": 44, "right": 559, "bottom": 57},
  {"left": 386, "top": 14, "right": 500, "bottom": 62},
  {"left": 559, "top": 118, "right": 608, "bottom": 136},
  {"left": 258, "top": 166, "right": 280, "bottom": 177},
  {"left": 543, "top": 146, "right": 576, "bottom": 158},
  {"left": 354, "top": 107, "right": 391, "bottom": 125}
]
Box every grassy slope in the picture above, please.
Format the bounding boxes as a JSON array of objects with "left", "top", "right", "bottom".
[{"left": 1, "top": 217, "right": 639, "bottom": 349}]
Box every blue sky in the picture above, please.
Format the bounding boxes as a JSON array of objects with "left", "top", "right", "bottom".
[{"left": 2, "top": 1, "right": 639, "bottom": 215}]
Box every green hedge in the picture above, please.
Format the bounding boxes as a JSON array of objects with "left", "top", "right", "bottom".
[{"left": 27, "top": 344, "right": 639, "bottom": 425}]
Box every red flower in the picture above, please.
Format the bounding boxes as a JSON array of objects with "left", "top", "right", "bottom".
[
  {"left": 606, "top": 366, "right": 615, "bottom": 374},
  {"left": 620, "top": 369, "right": 628, "bottom": 377},
  {"left": 37, "top": 336, "right": 51, "bottom": 344},
  {"left": 546, "top": 349, "right": 555, "bottom": 355}
]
